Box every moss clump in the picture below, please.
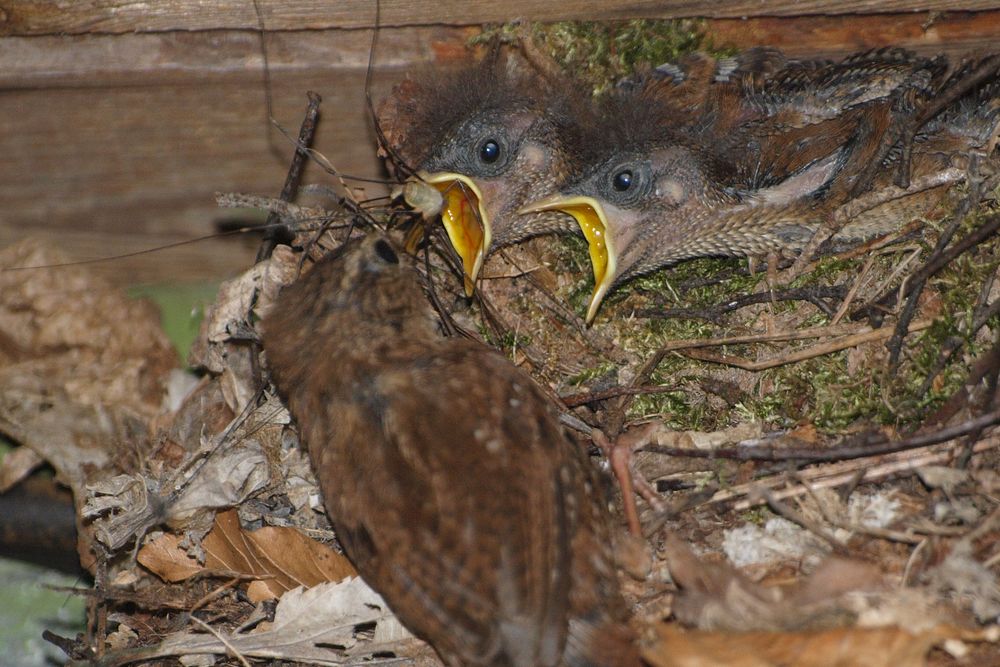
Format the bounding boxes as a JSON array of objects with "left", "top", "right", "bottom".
[
  {"left": 477, "top": 19, "right": 713, "bottom": 94},
  {"left": 566, "top": 361, "right": 619, "bottom": 386}
]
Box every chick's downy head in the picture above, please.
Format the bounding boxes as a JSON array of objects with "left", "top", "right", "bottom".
[
  {"left": 521, "top": 88, "right": 746, "bottom": 322},
  {"left": 381, "top": 47, "right": 594, "bottom": 294}
]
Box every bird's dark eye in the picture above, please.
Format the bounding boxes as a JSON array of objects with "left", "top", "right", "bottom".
[
  {"left": 612, "top": 169, "right": 633, "bottom": 192},
  {"left": 373, "top": 239, "right": 399, "bottom": 264},
  {"left": 479, "top": 140, "right": 500, "bottom": 164}
]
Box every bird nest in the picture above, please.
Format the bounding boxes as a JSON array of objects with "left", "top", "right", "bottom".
[{"left": 2, "top": 22, "right": 1000, "bottom": 667}]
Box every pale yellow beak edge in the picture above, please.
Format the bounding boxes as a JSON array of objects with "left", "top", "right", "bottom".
[
  {"left": 417, "top": 171, "right": 493, "bottom": 297},
  {"left": 518, "top": 194, "right": 617, "bottom": 324}
]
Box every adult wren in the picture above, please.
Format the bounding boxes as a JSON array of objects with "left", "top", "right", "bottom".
[{"left": 262, "top": 233, "right": 638, "bottom": 666}]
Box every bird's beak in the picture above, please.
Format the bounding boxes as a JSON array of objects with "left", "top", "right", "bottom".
[
  {"left": 416, "top": 171, "right": 492, "bottom": 297},
  {"left": 518, "top": 195, "right": 617, "bottom": 324}
]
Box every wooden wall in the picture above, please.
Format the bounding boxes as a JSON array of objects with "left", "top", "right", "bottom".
[{"left": 1, "top": 2, "right": 998, "bottom": 285}]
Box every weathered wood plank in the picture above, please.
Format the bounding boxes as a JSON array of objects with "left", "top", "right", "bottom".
[
  {"left": 0, "top": 26, "right": 474, "bottom": 88},
  {"left": 3, "top": 13, "right": 995, "bottom": 93},
  {"left": 0, "top": 70, "right": 395, "bottom": 286},
  {"left": 710, "top": 10, "right": 1000, "bottom": 58},
  {"left": 4, "top": 0, "right": 1000, "bottom": 36}
]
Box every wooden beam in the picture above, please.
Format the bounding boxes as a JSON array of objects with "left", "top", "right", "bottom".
[
  {"left": 2, "top": 14, "right": 997, "bottom": 288},
  {"left": 4, "top": 0, "right": 1000, "bottom": 36},
  {"left": 0, "top": 69, "right": 396, "bottom": 286},
  {"left": 0, "top": 27, "right": 472, "bottom": 286},
  {"left": 0, "top": 27, "right": 474, "bottom": 89},
  {"left": 709, "top": 10, "right": 1000, "bottom": 58}
]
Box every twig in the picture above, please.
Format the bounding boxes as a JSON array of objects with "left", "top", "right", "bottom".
[
  {"left": 716, "top": 435, "right": 999, "bottom": 512},
  {"left": 189, "top": 617, "right": 253, "bottom": 667},
  {"left": 901, "top": 539, "right": 930, "bottom": 586},
  {"left": 754, "top": 488, "right": 849, "bottom": 554},
  {"left": 886, "top": 162, "right": 982, "bottom": 369},
  {"left": 639, "top": 285, "right": 848, "bottom": 322},
  {"left": 560, "top": 384, "right": 680, "bottom": 408},
  {"left": 853, "top": 212, "right": 1000, "bottom": 323},
  {"left": 256, "top": 92, "right": 323, "bottom": 263},
  {"left": 836, "top": 168, "right": 965, "bottom": 224},
  {"left": 927, "top": 334, "right": 1000, "bottom": 426},
  {"left": 792, "top": 471, "right": 923, "bottom": 545},
  {"left": 831, "top": 253, "right": 877, "bottom": 325},
  {"left": 619, "top": 320, "right": 907, "bottom": 414},
  {"left": 216, "top": 192, "right": 334, "bottom": 224},
  {"left": 190, "top": 578, "right": 242, "bottom": 614},
  {"left": 679, "top": 318, "right": 932, "bottom": 371},
  {"left": 640, "top": 407, "right": 1000, "bottom": 463}
]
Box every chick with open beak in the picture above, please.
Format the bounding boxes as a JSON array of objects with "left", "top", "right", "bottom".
[
  {"left": 382, "top": 48, "right": 593, "bottom": 295},
  {"left": 521, "top": 47, "right": 964, "bottom": 323}
]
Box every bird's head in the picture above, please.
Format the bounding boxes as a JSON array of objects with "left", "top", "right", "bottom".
[
  {"left": 519, "top": 89, "right": 740, "bottom": 323},
  {"left": 267, "top": 233, "right": 440, "bottom": 358},
  {"left": 519, "top": 76, "right": 858, "bottom": 323},
  {"left": 382, "top": 48, "right": 592, "bottom": 294}
]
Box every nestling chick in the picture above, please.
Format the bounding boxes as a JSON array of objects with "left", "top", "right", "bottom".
[
  {"left": 522, "top": 48, "right": 997, "bottom": 322},
  {"left": 381, "top": 47, "right": 594, "bottom": 294},
  {"left": 262, "top": 234, "right": 638, "bottom": 667}
]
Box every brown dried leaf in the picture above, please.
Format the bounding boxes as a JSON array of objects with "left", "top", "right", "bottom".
[
  {"left": 140, "top": 509, "right": 356, "bottom": 601},
  {"left": 136, "top": 533, "right": 202, "bottom": 583},
  {"left": 642, "top": 623, "right": 996, "bottom": 667},
  {"left": 0, "top": 239, "right": 178, "bottom": 570},
  {"left": 117, "top": 577, "right": 422, "bottom": 666},
  {"left": 0, "top": 445, "right": 44, "bottom": 492}
]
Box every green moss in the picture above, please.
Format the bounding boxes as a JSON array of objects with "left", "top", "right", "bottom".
[
  {"left": 740, "top": 506, "right": 770, "bottom": 526},
  {"left": 566, "top": 361, "right": 618, "bottom": 386},
  {"left": 477, "top": 19, "right": 714, "bottom": 94}
]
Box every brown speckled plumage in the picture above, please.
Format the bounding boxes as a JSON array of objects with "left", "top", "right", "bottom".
[{"left": 262, "top": 234, "right": 638, "bottom": 667}]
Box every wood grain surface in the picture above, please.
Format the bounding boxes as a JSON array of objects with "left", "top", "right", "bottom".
[{"left": 4, "top": 0, "right": 1000, "bottom": 35}]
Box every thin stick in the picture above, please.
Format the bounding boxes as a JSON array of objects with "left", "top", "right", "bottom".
[
  {"left": 641, "top": 408, "right": 1000, "bottom": 463},
  {"left": 680, "top": 318, "right": 932, "bottom": 371},
  {"left": 256, "top": 92, "right": 323, "bottom": 262},
  {"left": 720, "top": 435, "right": 1000, "bottom": 511},
  {"left": 189, "top": 617, "right": 252, "bottom": 667}
]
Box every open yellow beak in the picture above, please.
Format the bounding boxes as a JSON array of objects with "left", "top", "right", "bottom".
[
  {"left": 417, "top": 171, "right": 492, "bottom": 296},
  {"left": 519, "top": 195, "right": 616, "bottom": 324}
]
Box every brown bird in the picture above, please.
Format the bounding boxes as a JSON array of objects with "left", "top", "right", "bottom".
[
  {"left": 382, "top": 47, "right": 594, "bottom": 294},
  {"left": 262, "top": 233, "right": 638, "bottom": 667},
  {"left": 521, "top": 48, "right": 999, "bottom": 322}
]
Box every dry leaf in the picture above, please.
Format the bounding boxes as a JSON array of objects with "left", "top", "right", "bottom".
[
  {"left": 136, "top": 532, "right": 203, "bottom": 583},
  {"left": 0, "top": 445, "right": 43, "bottom": 492},
  {"left": 111, "top": 578, "right": 419, "bottom": 666},
  {"left": 0, "top": 239, "right": 178, "bottom": 570},
  {"left": 926, "top": 541, "right": 1000, "bottom": 623},
  {"left": 138, "top": 509, "right": 356, "bottom": 600}
]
